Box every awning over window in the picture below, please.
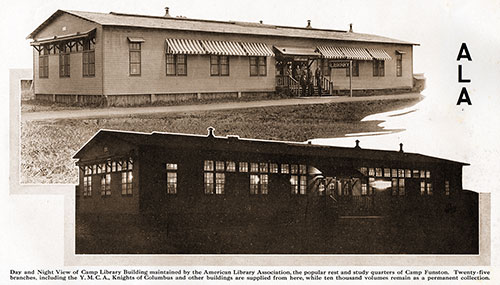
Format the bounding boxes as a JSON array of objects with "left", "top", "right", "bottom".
[
  {"left": 316, "top": 46, "right": 345, "bottom": 59},
  {"left": 165, "top": 38, "right": 205, "bottom": 54},
  {"left": 240, "top": 42, "right": 274, "bottom": 57},
  {"left": 367, "top": 48, "right": 392, "bottom": 60},
  {"left": 201, "top": 40, "right": 247, "bottom": 56},
  {"left": 339, "top": 47, "right": 373, "bottom": 60},
  {"left": 30, "top": 28, "right": 96, "bottom": 46},
  {"left": 274, "top": 46, "right": 320, "bottom": 57},
  {"left": 127, "top": 37, "right": 145, "bottom": 43}
]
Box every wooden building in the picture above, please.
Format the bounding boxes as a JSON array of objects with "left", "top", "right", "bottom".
[
  {"left": 28, "top": 9, "right": 418, "bottom": 106},
  {"left": 73, "top": 128, "right": 478, "bottom": 254}
]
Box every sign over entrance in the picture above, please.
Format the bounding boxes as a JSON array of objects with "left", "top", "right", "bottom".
[{"left": 329, "top": 61, "right": 350, "bottom": 68}]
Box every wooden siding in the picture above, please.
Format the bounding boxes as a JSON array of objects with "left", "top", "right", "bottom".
[
  {"left": 33, "top": 13, "right": 103, "bottom": 96},
  {"left": 102, "top": 27, "right": 276, "bottom": 95}
]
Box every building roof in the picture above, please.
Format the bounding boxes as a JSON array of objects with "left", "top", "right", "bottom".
[
  {"left": 73, "top": 129, "right": 468, "bottom": 166},
  {"left": 28, "top": 9, "right": 418, "bottom": 46}
]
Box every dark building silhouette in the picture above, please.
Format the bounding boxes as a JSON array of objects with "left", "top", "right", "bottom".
[{"left": 74, "top": 129, "right": 478, "bottom": 254}]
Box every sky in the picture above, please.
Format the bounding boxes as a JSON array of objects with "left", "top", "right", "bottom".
[
  {"left": 1, "top": 0, "right": 500, "bottom": 189},
  {"left": 1, "top": 0, "right": 500, "bottom": 272}
]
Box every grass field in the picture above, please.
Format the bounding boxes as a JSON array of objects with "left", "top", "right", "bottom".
[{"left": 21, "top": 98, "right": 420, "bottom": 184}]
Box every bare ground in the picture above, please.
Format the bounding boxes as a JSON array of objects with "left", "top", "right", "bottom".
[{"left": 21, "top": 98, "right": 420, "bottom": 184}]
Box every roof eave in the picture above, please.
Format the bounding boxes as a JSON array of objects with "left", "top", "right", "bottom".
[{"left": 27, "top": 9, "right": 100, "bottom": 40}]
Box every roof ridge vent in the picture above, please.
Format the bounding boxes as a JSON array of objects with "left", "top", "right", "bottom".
[
  {"left": 164, "top": 7, "right": 171, "bottom": 17},
  {"left": 207, "top": 126, "right": 215, "bottom": 138}
]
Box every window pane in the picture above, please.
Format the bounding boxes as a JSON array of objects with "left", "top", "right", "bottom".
[
  {"left": 250, "top": 163, "right": 259, "bottom": 172},
  {"left": 239, "top": 162, "right": 248, "bottom": 172},
  {"left": 281, "top": 164, "right": 289, "bottom": 174},
  {"left": 215, "top": 173, "right": 225, "bottom": 194},
  {"left": 260, "top": 174, "right": 268, "bottom": 194},
  {"left": 130, "top": 52, "right": 141, "bottom": 63},
  {"left": 204, "top": 160, "right": 214, "bottom": 171},
  {"left": 226, "top": 161, "right": 236, "bottom": 172},
  {"left": 166, "top": 163, "right": 177, "bottom": 170},
  {"left": 290, "top": 175, "right": 298, "bottom": 194},
  {"left": 215, "top": 161, "right": 225, "bottom": 171},
  {"left": 250, "top": 174, "right": 259, "bottom": 195},
  {"left": 259, "top": 162, "right": 268, "bottom": 173},
  {"left": 250, "top": 65, "right": 258, "bottom": 76},
  {"left": 130, "top": 64, "right": 141, "bottom": 75}
]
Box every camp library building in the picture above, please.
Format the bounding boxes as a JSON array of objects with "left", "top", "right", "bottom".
[
  {"left": 74, "top": 129, "right": 476, "bottom": 230},
  {"left": 28, "top": 9, "right": 417, "bottom": 106}
]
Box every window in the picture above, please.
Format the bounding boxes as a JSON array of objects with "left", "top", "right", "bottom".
[
  {"left": 299, "top": 175, "right": 307, "bottom": 195},
  {"left": 360, "top": 167, "right": 368, "bottom": 176},
  {"left": 346, "top": 60, "right": 359, "bottom": 77},
  {"left": 299, "top": 164, "right": 307, "bottom": 175},
  {"left": 166, "top": 54, "right": 187, "bottom": 76},
  {"left": 250, "top": 163, "right": 259, "bottom": 173},
  {"left": 361, "top": 182, "right": 368, "bottom": 196},
  {"left": 121, "top": 171, "right": 133, "bottom": 195},
  {"left": 204, "top": 160, "right": 214, "bottom": 171},
  {"left": 101, "top": 174, "right": 111, "bottom": 196},
  {"left": 270, "top": 163, "right": 278, "bottom": 173},
  {"left": 39, "top": 45, "right": 49, "bottom": 78},
  {"left": 82, "top": 39, "right": 95, "bottom": 77},
  {"left": 281, "top": 164, "right": 289, "bottom": 174},
  {"left": 290, "top": 164, "right": 298, "bottom": 174},
  {"left": 398, "top": 178, "right": 405, "bottom": 195},
  {"left": 392, "top": 178, "right": 398, "bottom": 195},
  {"left": 129, "top": 42, "right": 141, "bottom": 76},
  {"left": 239, "top": 162, "right": 248, "bottom": 172},
  {"left": 413, "top": 169, "right": 420, "bottom": 177},
  {"left": 405, "top": 169, "right": 411, "bottom": 178},
  {"left": 384, "top": 168, "right": 391, "bottom": 177},
  {"left": 226, "top": 161, "right": 236, "bottom": 172},
  {"left": 426, "top": 182, "right": 433, "bottom": 195},
  {"left": 215, "top": 173, "right": 225, "bottom": 194},
  {"left": 426, "top": 170, "right": 431, "bottom": 179},
  {"left": 250, "top": 174, "right": 268, "bottom": 195},
  {"left": 420, "top": 181, "right": 426, "bottom": 195},
  {"left": 204, "top": 172, "right": 214, "bottom": 194},
  {"left": 204, "top": 160, "right": 224, "bottom": 194},
  {"left": 166, "top": 163, "right": 178, "bottom": 194},
  {"left": 83, "top": 170, "right": 92, "bottom": 197},
  {"left": 291, "top": 175, "right": 298, "bottom": 194},
  {"left": 420, "top": 170, "right": 426, "bottom": 178},
  {"left": 210, "top": 55, "right": 229, "bottom": 76},
  {"left": 373, "top": 60, "right": 384, "bottom": 77},
  {"left": 249, "top": 56, "right": 267, "bottom": 76},
  {"left": 392, "top": 168, "right": 398, "bottom": 177},
  {"left": 396, "top": 53, "right": 402, "bottom": 77},
  {"left": 368, "top": 168, "right": 375, "bottom": 176},
  {"left": 291, "top": 174, "right": 307, "bottom": 195},
  {"left": 215, "top": 161, "right": 225, "bottom": 171},
  {"left": 259, "top": 162, "right": 268, "bottom": 173},
  {"left": 368, "top": 177, "right": 375, "bottom": 195},
  {"left": 59, "top": 43, "right": 70, "bottom": 77},
  {"left": 445, "top": 181, "right": 450, "bottom": 196},
  {"left": 375, "top": 168, "right": 382, "bottom": 177}
]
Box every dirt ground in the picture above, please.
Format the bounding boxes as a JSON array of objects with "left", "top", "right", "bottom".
[{"left": 21, "top": 98, "right": 421, "bottom": 184}]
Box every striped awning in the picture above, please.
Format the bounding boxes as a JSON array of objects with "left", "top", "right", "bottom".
[
  {"left": 201, "top": 40, "right": 247, "bottom": 56},
  {"left": 316, "top": 46, "right": 345, "bottom": 59},
  {"left": 339, "top": 47, "right": 373, "bottom": 60},
  {"left": 240, "top": 42, "right": 274, "bottom": 57},
  {"left": 367, "top": 48, "right": 392, "bottom": 60},
  {"left": 165, "top": 38, "right": 205, "bottom": 55}
]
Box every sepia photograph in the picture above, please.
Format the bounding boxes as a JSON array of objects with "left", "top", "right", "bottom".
[{"left": 3, "top": 0, "right": 499, "bottom": 281}]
